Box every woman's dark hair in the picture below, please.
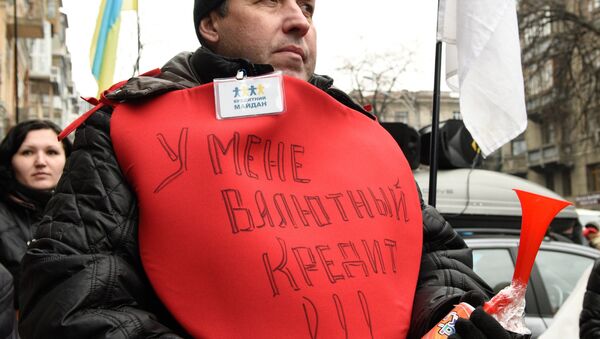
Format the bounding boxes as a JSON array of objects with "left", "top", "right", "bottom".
[{"left": 0, "top": 120, "right": 72, "bottom": 193}]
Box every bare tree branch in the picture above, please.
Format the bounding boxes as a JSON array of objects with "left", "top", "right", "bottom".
[
  {"left": 337, "top": 51, "right": 414, "bottom": 120},
  {"left": 519, "top": 0, "right": 600, "bottom": 151}
]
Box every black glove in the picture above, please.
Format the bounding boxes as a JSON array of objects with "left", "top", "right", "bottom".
[{"left": 448, "top": 291, "right": 531, "bottom": 339}]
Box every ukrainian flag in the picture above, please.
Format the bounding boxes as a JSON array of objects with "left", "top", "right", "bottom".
[{"left": 90, "top": 0, "right": 138, "bottom": 96}]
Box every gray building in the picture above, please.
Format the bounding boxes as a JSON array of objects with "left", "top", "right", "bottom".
[
  {"left": 485, "top": 0, "right": 600, "bottom": 208},
  {"left": 0, "top": 0, "right": 82, "bottom": 138}
]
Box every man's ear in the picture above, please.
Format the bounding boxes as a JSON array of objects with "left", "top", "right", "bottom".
[{"left": 199, "top": 13, "right": 220, "bottom": 44}]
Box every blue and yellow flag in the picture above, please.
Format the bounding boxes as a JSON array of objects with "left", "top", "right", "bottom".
[{"left": 90, "top": 0, "right": 138, "bottom": 96}]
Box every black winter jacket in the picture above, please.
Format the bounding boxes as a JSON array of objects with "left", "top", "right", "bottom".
[
  {"left": 19, "top": 47, "right": 493, "bottom": 339},
  {"left": 0, "top": 263, "right": 16, "bottom": 339},
  {"left": 581, "top": 258, "right": 600, "bottom": 339},
  {"left": 0, "top": 184, "right": 48, "bottom": 308}
]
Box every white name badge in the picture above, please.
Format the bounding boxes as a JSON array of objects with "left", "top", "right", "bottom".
[{"left": 214, "top": 71, "right": 286, "bottom": 119}]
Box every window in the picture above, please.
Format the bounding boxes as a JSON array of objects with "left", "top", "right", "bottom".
[
  {"left": 542, "top": 121, "right": 556, "bottom": 144},
  {"left": 536, "top": 251, "right": 594, "bottom": 314},
  {"left": 523, "top": 7, "right": 552, "bottom": 45},
  {"left": 472, "top": 249, "right": 514, "bottom": 294},
  {"left": 389, "top": 111, "right": 408, "bottom": 124},
  {"left": 527, "top": 61, "right": 554, "bottom": 96},
  {"left": 511, "top": 137, "right": 527, "bottom": 156},
  {"left": 545, "top": 171, "right": 555, "bottom": 191},
  {"left": 588, "top": 163, "right": 600, "bottom": 192},
  {"left": 590, "top": 0, "right": 600, "bottom": 14},
  {"left": 591, "top": 49, "right": 600, "bottom": 70},
  {"left": 562, "top": 170, "right": 572, "bottom": 197},
  {"left": 541, "top": 60, "right": 553, "bottom": 88},
  {"left": 47, "top": 0, "right": 57, "bottom": 19}
]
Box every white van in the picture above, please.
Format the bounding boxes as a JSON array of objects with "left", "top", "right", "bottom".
[{"left": 413, "top": 168, "right": 579, "bottom": 237}]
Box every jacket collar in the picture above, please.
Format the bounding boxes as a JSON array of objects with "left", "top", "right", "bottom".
[{"left": 107, "top": 47, "right": 372, "bottom": 118}]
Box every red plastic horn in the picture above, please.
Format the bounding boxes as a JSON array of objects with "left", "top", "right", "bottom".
[{"left": 483, "top": 189, "right": 572, "bottom": 314}]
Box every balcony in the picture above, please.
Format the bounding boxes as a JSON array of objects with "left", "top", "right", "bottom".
[
  {"left": 527, "top": 143, "right": 573, "bottom": 171},
  {"left": 525, "top": 89, "right": 566, "bottom": 119},
  {"left": 502, "top": 154, "right": 528, "bottom": 175},
  {"left": 52, "top": 96, "right": 64, "bottom": 110},
  {"left": 5, "top": 3, "right": 45, "bottom": 39}
]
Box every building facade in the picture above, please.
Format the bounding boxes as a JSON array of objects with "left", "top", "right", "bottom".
[
  {"left": 0, "top": 0, "right": 81, "bottom": 138},
  {"left": 376, "top": 90, "right": 460, "bottom": 131},
  {"left": 486, "top": 0, "right": 600, "bottom": 208}
]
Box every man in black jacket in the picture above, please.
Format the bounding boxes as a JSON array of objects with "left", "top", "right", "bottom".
[
  {"left": 19, "top": 1, "right": 511, "bottom": 338},
  {"left": 580, "top": 258, "right": 600, "bottom": 339}
]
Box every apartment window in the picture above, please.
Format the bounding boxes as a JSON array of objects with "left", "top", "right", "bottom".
[
  {"left": 562, "top": 170, "right": 572, "bottom": 197},
  {"left": 591, "top": 49, "right": 600, "bottom": 69},
  {"left": 540, "top": 60, "right": 553, "bottom": 90},
  {"left": 542, "top": 121, "right": 556, "bottom": 144},
  {"left": 588, "top": 163, "right": 600, "bottom": 192},
  {"left": 527, "top": 61, "right": 553, "bottom": 96},
  {"left": 390, "top": 111, "right": 408, "bottom": 124},
  {"left": 453, "top": 111, "right": 462, "bottom": 120},
  {"left": 511, "top": 138, "right": 527, "bottom": 156},
  {"left": 47, "top": 0, "right": 57, "bottom": 19},
  {"left": 545, "top": 172, "right": 555, "bottom": 191},
  {"left": 523, "top": 7, "right": 552, "bottom": 45}
]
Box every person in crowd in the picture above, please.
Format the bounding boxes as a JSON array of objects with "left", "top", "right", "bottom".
[
  {"left": 583, "top": 224, "right": 600, "bottom": 250},
  {"left": 18, "top": 1, "right": 525, "bottom": 338},
  {"left": 0, "top": 120, "right": 72, "bottom": 288},
  {"left": 580, "top": 258, "right": 600, "bottom": 339},
  {"left": 0, "top": 120, "right": 71, "bottom": 336}
]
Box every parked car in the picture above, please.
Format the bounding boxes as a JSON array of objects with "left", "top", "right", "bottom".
[
  {"left": 464, "top": 234, "right": 599, "bottom": 338},
  {"left": 414, "top": 168, "right": 598, "bottom": 338}
]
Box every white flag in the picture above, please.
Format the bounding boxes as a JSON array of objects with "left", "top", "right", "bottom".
[{"left": 437, "top": 0, "right": 527, "bottom": 156}]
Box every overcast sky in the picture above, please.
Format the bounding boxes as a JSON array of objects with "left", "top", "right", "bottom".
[{"left": 61, "top": 1, "right": 441, "bottom": 97}]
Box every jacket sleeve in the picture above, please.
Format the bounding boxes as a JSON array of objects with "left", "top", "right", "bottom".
[
  {"left": 18, "top": 108, "right": 187, "bottom": 339},
  {"left": 580, "top": 258, "right": 600, "bottom": 339},
  {"left": 408, "top": 202, "right": 494, "bottom": 339}
]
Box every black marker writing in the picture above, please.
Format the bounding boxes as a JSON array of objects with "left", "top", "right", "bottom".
[
  {"left": 154, "top": 128, "right": 189, "bottom": 193},
  {"left": 263, "top": 237, "right": 399, "bottom": 295},
  {"left": 208, "top": 132, "right": 311, "bottom": 183},
  {"left": 221, "top": 182, "right": 410, "bottom": 234}
]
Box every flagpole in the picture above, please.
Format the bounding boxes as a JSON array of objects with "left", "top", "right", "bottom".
[
  {"left": 428, "top": 40, "right": 442, "bottom": 207},
  {"left": 13, "top": 1, "right": 19, "bottom": 124},
  {"left": 133, "top": 0, "right": 141, "bottom": 76}
]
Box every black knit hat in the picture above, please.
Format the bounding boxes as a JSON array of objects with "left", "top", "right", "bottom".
[{"left": 194, "top": 0, "right": 226, "bottom": 42}]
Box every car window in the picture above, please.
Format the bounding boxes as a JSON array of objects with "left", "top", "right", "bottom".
[
  {"left": 535, "top": 250, "right": 594, "bottom": 314},
  {"left": 472, "top": 249, "right": 514, "bottom": 294}
]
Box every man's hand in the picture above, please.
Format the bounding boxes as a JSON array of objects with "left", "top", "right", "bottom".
[{"left": 448, "top": 291, "right": 531, "bottom": 339}]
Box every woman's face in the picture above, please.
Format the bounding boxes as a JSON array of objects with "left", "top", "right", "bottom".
[{"left": 11, "top": 129, "right": 66, "bottom": 191}]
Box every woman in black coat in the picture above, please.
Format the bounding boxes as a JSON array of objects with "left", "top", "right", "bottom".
[{"left": 0, "top": 120, "right": 72, "bottom": 323}]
